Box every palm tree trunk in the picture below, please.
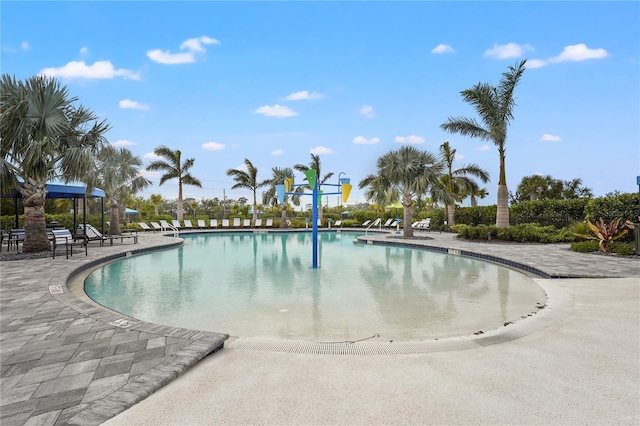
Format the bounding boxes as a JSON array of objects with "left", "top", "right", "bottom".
[
  {"left": 471, "top": 195, "right": 478, "bottom": 208},
  {"left": 496, "top": 151, "right": 509, "bottom": 228},
  {"left": 402, "top": 193, "right": 413, "bottom": 238},
  {"left": 446, "top": 204, "right": 456, "bottom": 226},
  {"left": 109, "top": 199, "right": 122, "bottom": 235},
  {"left": 177, "top": 181, "right": 184, "bottom": 221},
  {"left": 280, "top": 205, "right": 288, "bottom": 228},
  {"left": 252, "top": 191, "right": 258, "bottom": 224},
  {"left": 21, "top": 181, "right": 50, "bottom": 253}
]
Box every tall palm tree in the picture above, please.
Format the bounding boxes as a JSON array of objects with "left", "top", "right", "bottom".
[
  {"left": 86, "top": 145, "right": 151, "bottom": 235},
  {"left": 0, "top": 74, "right": 109, "bottom": 252},
  {"left": 294, "top": 154, "right": 334, "bottom": 222},
  {"left": 145, "top": 145, "right": 202, "bottom": 221},
  {"left": 437, "top": 141, "right": 490, "bottom": 226},
  {"left": 149, "top": 193, "right": 163, "bottom": 216},
  {"left": 226, "top": 158, "right": 268, "bottom": 224},
  {"left": 262, "top": 167, "right": 301, "bottom": 228},
  {"left": 359, "top": 146, "right": 447, "bottom": 238},
  {"left": 465, "top": 186, "right": 489, "bottom": 207},
  {"left": 440, "top": 60, "right": 527, "bottom": 228}
]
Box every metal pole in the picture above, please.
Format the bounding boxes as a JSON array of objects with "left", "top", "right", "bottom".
[{"left": 312, "top": 179, "right": 319, "bottom": 269}]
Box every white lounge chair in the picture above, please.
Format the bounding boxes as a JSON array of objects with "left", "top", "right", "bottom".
[
  {"left": 382, "top": 218, "right": 393, "bottom": 227},
  {"left": 334, "top": 220, "right": 342, "bottom": 227},
  {"left": 361, "top": 220, "right": 371, "bottom": 227},
  {"left": 197, "top": 219, "right": 206, "bottom": 228},
  {"left": 150, "top": 222, "right": 162, "bottom": 231},
  {"left": 138, "top": 222, "right": 152, "bottom": 232},
  {"left": 265, "top": 218, "right": 273, "bottom": 228},
  {"left": 255, "top": 218, "right": 263, "bottom": 227},
  {"left": 222, "top": 219, "right": 230, "bottom": 228},
  {"left": 243, "top": 219, "right": 251, "bottom": 227},
  {"left": 210, "top": 219, "right": 218, "bottom": 228},
  {"left": 159, "top": 220, "right": 170, "bottom": 230},
  {"left": 232, "top": 218, "right": 241, "bottom": 227},
  {"left": 52, "top": 229, "right": 87, "bottom": 259},
  {"left": 371, "top": 218, "right": 382, "bottom": 228},
  {"left": 171, "top": 220, "right": 183, "bottom": 229}
]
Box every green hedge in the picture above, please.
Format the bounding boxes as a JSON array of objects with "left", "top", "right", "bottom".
[
  {"left": 510, "top": 199, "right": 589, "bottom": 228},
  {"left": 454, "top": 205, "right": 497, "bottom": 226},
  {"left": 585, "top": 192, "right": 639, "bottom": 223},
  {"left": 456, "top": 223, "right": 572, "bottom": 243}
]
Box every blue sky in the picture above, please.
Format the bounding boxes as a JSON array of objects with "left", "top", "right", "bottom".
[{"left": 2, "top": 1, "right": 639, "bottom": 207}]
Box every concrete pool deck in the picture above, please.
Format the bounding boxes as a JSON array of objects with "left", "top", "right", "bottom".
[{"left": 1, "top": 229, "right": 639, "bottom": 425}]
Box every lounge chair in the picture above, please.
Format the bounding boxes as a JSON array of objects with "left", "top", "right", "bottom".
[
  {"left": 52, "top": 229, "right": 87, "bottom": 259},
  {"left": 150, "top": 222, "right": 162, "bottom": 231},
  {"left": 370, "top": 218, "right": 382, "bottom": 228},
  {"left": 183, "top": 220, "right": 193, "bottom": 229},
  {"left": 210, "top": 219, "right": 218, "bottom": 228},
  {"left": 243, "top": 219, "right": 251, "bottom": 227},
  {"left": 171, "top": 220, "right": 183, "bottom": 229},
  {"left": 138, "top": 222, "right": 152, "bottom": 232},
  {"left": 232, "top": 218, "right": 241, "bottom": 227},
  {"left": 361, "top": 220, "right": 371, "bottom": 227},
  {"left": 411, "top": 221, "right": 420, "bottom": 228},
  {"left": 334, "top": 220, "right": 342, "bottom": 227},
  {"left": 382, "top": 218, "right": 393, "bottom": 227},
  {"left": 197, "top": 219, "right": 206, "bottom": 228},
  {"left": 77, "top": 224, "right": 110, "bottom": 246},
  {"left": 7, "top": 229, "right": 25, "bottom": 251},
  {"left": 254, "top": 218, "right": 263, "bottom": 227},
  {"left": 415, "top": 218, "right": 431, "bottom": 230},
  {"left": 222, "top": 219, "right": 230, "bottom": 228},
  {"left": 265, "top": 218, "right": 273, "bottom": 228}
]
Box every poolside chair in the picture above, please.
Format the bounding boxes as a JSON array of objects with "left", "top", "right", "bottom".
[
  {"left": 197, "top": 219, "right": 206, "bottom": 228},
  {"left": 7, "top": 229, "right": 25, "bottom": 251},
  {"left": 382, "top": 218, "right": 393, "bottom": 227},
  {"left": 171, "top": 220, "right": 183, "bottom": 229},
  {"left": 371, "top": 218, "right": 382, "bottom": 228},
  {"left": 138, "top": 222, "right": 152, "bottom": 232},
  {"left": 361, "top": 220, "right": 371, "bottom": 227},
  {"left": 210, "top": 219, "right": 218, "bottom": 228},
  {"left": 183, "top": 220, "right": 193, "bottom": 229},
  {"left": 52, "top": 229, "right": 87, "bottom": 259},
  {"left": 254, "top": 218, "right": 263, "bottom": 227},
  {"left": 232, "top": 218, "right": 241, "bottom": 227},
  {"left": 243, "top": 219, "right": 251, "bottom": 227},
  {"left": 334, "top": 220, "right": 342, "bottom": 227},
  {"left": 150, "top": 222, "right": 162, "bottom": 231},
  {"left": 222, "top": 219, "right": 230, "bottom": 228},
  {"left": 411, "top": 221, "right": 420, "bottom": 228},
  {"left": 77, "top": 224, "right": 111, "bottom": 246},
  {"left": 265, "top": 218, "right": 273, "bottom": 228}
]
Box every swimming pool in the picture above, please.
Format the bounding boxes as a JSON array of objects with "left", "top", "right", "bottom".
[{"left": 84, "top": 232, "right": 545, "bottom": 341}]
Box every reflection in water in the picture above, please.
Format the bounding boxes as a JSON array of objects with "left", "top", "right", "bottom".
[{"left": 85, "top": 232, "right": 544, "bottom": 340}]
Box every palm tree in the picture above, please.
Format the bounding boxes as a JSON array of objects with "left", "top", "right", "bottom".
[
  {"left": 465, "top": 186, "right": 489, "bottom": 207},
  {"left": 149, "top": 194, "right": 163, "bottom": 216},
  {"left": 145, "top": 145, "right": 202, "bottom": 221},
  {"left": 440, "top": 60, "right": 527, "bottom": 228},
  {"left": 294, "top": 154, "right": 334, "bottom": 223},
  {"left": 358, "top": 146, "right": 447, "bottom": 238},
  {"left": 262, "top": 167, "right": 301, "bottom": 228},
  {"left": 437, "top": 141, "right": 490, "bottom": 226},
  {"left": 0, "top": 74, "right": 109, "bottom": 252},
  {"left": 86, "top": 145, "right": 151, "bottom": 235},
  {"left": 226, "top": 158, "right": 268, "bottom": 224}
]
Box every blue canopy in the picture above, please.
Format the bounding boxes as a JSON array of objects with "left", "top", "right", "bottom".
[{"left": 2, "top": 183, "right": 105, "bottom": 199}]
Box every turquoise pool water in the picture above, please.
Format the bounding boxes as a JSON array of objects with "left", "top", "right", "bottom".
[{"left": 84, "top": 232, "right": 545, "bottom": 341}]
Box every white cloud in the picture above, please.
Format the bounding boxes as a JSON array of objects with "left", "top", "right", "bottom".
[
  {"left": 139, "top": 169, "right": 161, "bottom": 179},
  {"left": 39, "top": 60, "right": 140, "bottom": 80},
  {"left": 353, "top": 136, "right": 380, "bottom": 145},
  {"left": 431, "top": 44, "right": 454, "bottom": 54},
  {"left": 548, "top": 44, "right": 608, "bottom": 63},
  {"left": 394, "top": 135, "right": 425, "bottom": 145},
  {"left": 360, "top": 105, "right": 376, "bottom": 118},
  {"left": 541, "top": 134, "right": 562, "bottom": 142},
  {"left": 119, "top": 99, "right": 150, "bottom": 110},
  {"left": 310, "top": 146, "right": 333, "bottom": 154},
  {"left": 477, "top": 145, "right": 490, "bottom": 152},
  {"left": 143, "top": 152, "right": 162, "bottom": 160},
  {"left": 254, "top": 104, "right": 298, "bottom": 118},
  {"left": 455, "top": 153, "right": 465, "bottom": 161},
  {"left": 202, "top": 141, "right": 226, "bottom": 151},
  {"left": 527, "top": 59, "right": 548, "bottom": 69},
  {"left": 147, "top": 35, "right": 219, "bottom": 64},
  {"left": 80, "top": 46, "right": 88, "bottom": 55},
  {"left": 20, "top": 41, "right": 30, "bottom": 50},
  {"left": 111, "top": 139, "right": 135, "bottom": 147},
  {"left": 284, "top": 91, "right": 324, "bottom": 100},
  {"left": 270, "top": 149, "right": 284, "bottom": 156},
  {"left": 484, "top": 42, "right": 533, "bottom": 59}
]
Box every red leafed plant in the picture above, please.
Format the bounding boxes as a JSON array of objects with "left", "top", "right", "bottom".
[{"left": 572, "top": 218, "right": 629, "bottom": 253}]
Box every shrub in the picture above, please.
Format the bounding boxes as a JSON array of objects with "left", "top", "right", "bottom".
[
  {"left": 454, "top": 205, "right": 497, "bottom": 226},
  {"left": 570, "top": 240, "right": 599, "bottom": 252},
  {"left": 510, "top": 199, "right": 589, "bottom": 228},
  {"left": 456, "top": 223, "right": 571, "bottom": 243},
  {"left": 585, "top": 192, "right": 639, "bottom": 223},
  {"left": 609, "top": 242, "right": 636, "bottom": 256}
]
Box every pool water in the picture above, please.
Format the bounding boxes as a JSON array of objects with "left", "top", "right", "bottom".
[{"left": 84, "top": 232, "right": 545, "bottom": 341}]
